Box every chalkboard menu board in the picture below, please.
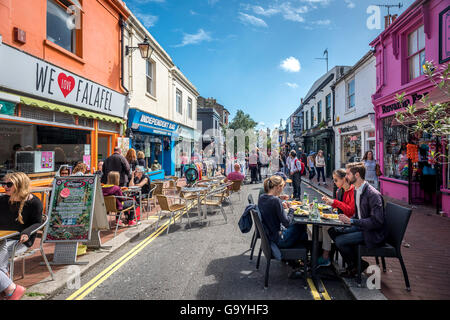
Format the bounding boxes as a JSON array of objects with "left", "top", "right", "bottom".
[{"left": 44, "top": 176, "right": 97, "bottom": 242}]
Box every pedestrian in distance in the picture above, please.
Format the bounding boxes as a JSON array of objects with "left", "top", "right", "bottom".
[
  {"left": 0, "top": 172, "right": 43, "bottom": 300},
  {"left": 137, "top": 151, "right": 146, "bottom": 168},
  {"left": 362, "top": 150, "right": 379, "bottom": 190},
  {"left": 307, "top": 152, "right": 316, "bottom": 181},
  {"left": 248, "top": 149, "right": 258, "bottom": 184},
  {"left": 328, "top": 162, "right": 387, "bottom": 278},
  {"left": 126, "top": 148, "right": 138, "bottom": 172},
  {"left": 71, "top": 162, "right": 88, "bottom": 176},
  {"left": 287, "top": 150, "right": 304, "bottom": 200},
  {"left": 101, "top": 147, "right": 131, "bottom": 187},
  {"left": 315, "top": 150, "right": 327, "bottom": 185}
]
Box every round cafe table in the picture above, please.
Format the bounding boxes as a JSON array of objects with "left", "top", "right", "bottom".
[{"left": 292, "top": 211, "right": 352, "bottom": 293}]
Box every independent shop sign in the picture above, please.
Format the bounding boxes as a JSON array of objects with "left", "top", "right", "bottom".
[{"left": 0, "top": 44, "right": 126, "bottom": 118}]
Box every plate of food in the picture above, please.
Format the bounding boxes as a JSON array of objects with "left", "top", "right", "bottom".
[
  {"left": 320, "top": 213, "right": 339, "bottom": 220},
  {"left": 289, "top": 200, "right": 302, "bottom": 206},
  {"left": 294, "top": 208, "right": 309, "bottom": 216},
  {"left": 318, "top": 204, "right": 332, "bottom": 211}
]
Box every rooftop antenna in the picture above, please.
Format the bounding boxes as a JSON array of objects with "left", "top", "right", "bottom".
[
  {"left": 375, "top": 3, "right": 403, "bottom": 16},
  {"left": 315, "top": 49, "right": 328, "bottom": 73}
]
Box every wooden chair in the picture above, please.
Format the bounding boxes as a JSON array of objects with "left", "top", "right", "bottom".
[
  {"left": 230, "top": 180, "right": 243, "bottom": 201},
  {"left": 103, "top": 195, "right": 136, "bottom": 237},
  {"left": 156, "top": 195, "right": 187, "bottom": 234}
]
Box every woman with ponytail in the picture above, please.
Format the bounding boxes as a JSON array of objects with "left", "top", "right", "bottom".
[
  {"left": 0, "top": 172, "right": 43, "bottom": 300},
  {"left": 258, "top": 175, "right": 307, "bottom": 251}
]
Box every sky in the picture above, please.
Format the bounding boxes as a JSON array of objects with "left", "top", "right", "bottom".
[{"left": 124, "top": 0, "right": 416, "bottom": 129}]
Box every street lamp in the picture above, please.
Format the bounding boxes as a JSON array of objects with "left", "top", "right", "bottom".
[{"left": 126, "top": 36, "right": 154, "bottom": 59}]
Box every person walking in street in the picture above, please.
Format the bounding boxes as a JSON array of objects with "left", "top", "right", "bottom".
[
  {"left": 319, "top": 169, "right": 355, "bottom": 267},
  {"left": 315, "top": 150, "right": 326, "bottom": 186},
  {"left": 256, "top": 148, "right": 262, "bottom": 182},
  {"left": 180, "top": 151, "right": 189, "bottom": 178},
  {"left": 363, "top": 150, "right": 379, "bottom": 190},
  {"left": 126, "top": 148, "right": 138, "bottom": 172},
  {"left": 248, "top": 149, "right": 258, "bottom": 184},
  {"left": 0, "top": 172, "right": 43, "bottom": 300},
  {"left": 328, "top": 162, "right": 387, "bottom": 277},
  {"left": 287, "top": 150, "right": 303, "bottom": 200},
  {"left": 307, "top": 152, "right": 316, "bottom": 180},
  {"left": 101, "top": 147, "right": 131, "bottom": 187}
]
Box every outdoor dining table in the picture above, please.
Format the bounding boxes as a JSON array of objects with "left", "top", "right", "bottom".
[
  {"left": 181, "top": 186, "right": 209, "bottom": 221},
  {"left": 0, "top": 230, "right": 20, "bottom": 242},
  {"left": 292, "top": 210, "right": 352, "bottom": 293}
]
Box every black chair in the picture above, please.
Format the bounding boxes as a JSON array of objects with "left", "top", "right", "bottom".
[
  {"left": 357, "top": 202, "right": 412, "bottom": 291},
  {"left": 250, "top": 210, "right": 308, "bottom": 289},
  {"left": 248, "top": 194, "right": 259, "bottom": 261}
]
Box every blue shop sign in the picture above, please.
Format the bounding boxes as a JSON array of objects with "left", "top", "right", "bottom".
[{"left": 128, "top": 109, "right": 179, "bottom": 137}]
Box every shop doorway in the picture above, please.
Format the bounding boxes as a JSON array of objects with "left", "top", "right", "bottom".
[{"left": 98, "top": 135, "right": 111, "bottom": 162}]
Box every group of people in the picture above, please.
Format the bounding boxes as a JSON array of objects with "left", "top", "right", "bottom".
[{"left": 258, "top": 160, "right": 387, "bottom": 278}]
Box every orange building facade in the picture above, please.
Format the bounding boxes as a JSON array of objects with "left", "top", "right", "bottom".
[{"left": 0, "top": 0, "right": 130, "bottom": 187}]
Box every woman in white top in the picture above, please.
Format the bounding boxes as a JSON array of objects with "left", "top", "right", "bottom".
[{"left": 315, "top": 150, "right": 326, "bottom": 185}]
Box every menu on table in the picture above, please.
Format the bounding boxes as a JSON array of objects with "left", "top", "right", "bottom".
[{"left": 44, "top": 176, "right": 97, "bottom": 242}]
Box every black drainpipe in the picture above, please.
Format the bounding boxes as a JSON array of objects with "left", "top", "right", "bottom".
[{"left": 119, "top": 17, "right": 129, "bottom": 93}]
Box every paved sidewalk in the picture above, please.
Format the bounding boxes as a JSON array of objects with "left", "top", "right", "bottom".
[{"left": 302, "top": 176, "right": 450, "bottom": 300}]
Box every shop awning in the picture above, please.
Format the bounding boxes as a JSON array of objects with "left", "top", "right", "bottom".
[{"left": 20, "top": 96, "right": 125, "bottom": 124}]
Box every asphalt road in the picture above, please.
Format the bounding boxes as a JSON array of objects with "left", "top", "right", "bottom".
[{"left": 53, "top": 181, "right": 352, "bottom": 301}]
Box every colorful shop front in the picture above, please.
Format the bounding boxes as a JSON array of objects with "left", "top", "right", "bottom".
[
  {"left": 0, "top": 43, "right": 126, "bottom": 187},
  {"left": 127, "top": 108, "right": 178, "bottom": 177},
  {"left": 371, "top": 0, "right": 449, "bottom": 216}
]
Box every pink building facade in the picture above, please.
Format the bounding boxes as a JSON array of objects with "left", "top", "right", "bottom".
[{"left": 370, "top": 0, "right": 449, "bottom": 216}]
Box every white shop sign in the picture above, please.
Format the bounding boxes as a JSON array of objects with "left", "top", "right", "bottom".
[{"left": 0, "top": 44, "right": 126, "bottom": 118}]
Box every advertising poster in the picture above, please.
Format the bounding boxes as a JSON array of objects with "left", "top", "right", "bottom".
[{"left": 44, "top": 176, "right": 96, "bottom": 242}]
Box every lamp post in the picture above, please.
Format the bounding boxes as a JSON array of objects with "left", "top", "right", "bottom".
[{"left": 126, "top": 36, "right": 154, "bottom": 59}]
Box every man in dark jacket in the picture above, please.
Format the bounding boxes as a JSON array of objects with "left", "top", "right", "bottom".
[
  {"left": 101, "top": 147, "right": 131, "bottom": 186},
  {"left": 328, "top": 162, "right": 387, "bottom": 277}
]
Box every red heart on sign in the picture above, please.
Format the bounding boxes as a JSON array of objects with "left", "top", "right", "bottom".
[{"left": 58, "top": 73, "right": 75, "bottom": 98}]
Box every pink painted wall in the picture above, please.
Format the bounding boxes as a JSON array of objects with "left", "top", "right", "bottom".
[{"left": 371, "top": 0, "right": 449, "bottom": 215}]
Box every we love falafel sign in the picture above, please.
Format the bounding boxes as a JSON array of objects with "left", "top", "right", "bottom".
[
  {"left": 0, "top": 43, "right": 126, "bottom": 118},
  {"left": 43, "top": 176, "right": 97, "bottom": 242}
]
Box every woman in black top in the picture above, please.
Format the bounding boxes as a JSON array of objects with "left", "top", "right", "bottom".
[
  {"left": 137, "top": 151, "right": 146, "bottom": 168},
  {"left": 258, "top": 175, "right": 307, "bottom": 249},
  {"left": 0, "top": 172, "right": 42, "bottom": 300}
]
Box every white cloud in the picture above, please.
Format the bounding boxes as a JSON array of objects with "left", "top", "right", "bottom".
[
  {"left": 280, "top": 57, "right": 301, "bottom": 73},
  {"left": 242, "top": 2, "right": 308, "bottom": 24},
  {"left": 175, "top": 29, "right": 213, "bottom": 47},
  {"left": 238, "top": 12, "right": 268, "bottom": 28},
  {"left": 208, "top": 0, "right": 219, "bottom": 5},
  {"left": 344, "top": 0, "right": 356, "bottom": 9},
  {"left": 135, "top": 13, "right": 158, "bottom": 28},
  {"left": 190, "top": 10, "right": 198, "bottom": 15},
  {"left": 313, "top": 19, "right": 331, "bottom": 25},
  {"left": 285, "top": 82, "right": 299, "bottom": 88},
  {"left": 252, "top": 5, "right": 280, "bottom": 16}
]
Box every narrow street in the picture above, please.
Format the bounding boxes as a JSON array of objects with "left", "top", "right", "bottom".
[{"left": 53, "top": 182, "right": 352, "bottom": 300}]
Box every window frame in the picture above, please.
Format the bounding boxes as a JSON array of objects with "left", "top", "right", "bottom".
[
  {"left": 188, "top": 97, "right": 193, "bottom": 119},
  {"left": 310, "top": 106, "right": 314, "bottom": 127},
  {"left": 406, "top": 25, "right": 425, "bottom": 81},
  {"left": 46, "top": 0, "right": 83, "bottom": 57},
  {"left": 146, "top": 59, "right": 155, "bottom": 96},
  {"left": 325, "top": 94, "right": 331, "bottom": 121},
  {"left": 347, "top": 79, "right": 355, "bottom": 110},
  {"left": 305, "top": 110, "right": 309, "bottom": 129},
  {"left": 176, "top": 89, "right": 182, "bottom": 115},
  {"left": 317, "top": 100, "right": 322, "bottom": 124}
]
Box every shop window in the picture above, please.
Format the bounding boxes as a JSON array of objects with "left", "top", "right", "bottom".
[
  {"left": 325, "top": 94, "right": 331, "bottom": 121},
  {"left": 382, "top": 116, "right": 409, "bottom": 181},
  {"left": 98, "top": 120, "right": 118, "bottom": 132},
  {"left": 54, "top": 112, "right": 76, "bottom": 125},
  {"left": 341, "top": 133, "right": 361, "bottom": 166},
  {"left": 347, "top": 79, "right": 355, "bottom": 110},
  {"left": 146, "top": 60, "right": 155, "bottom": 96},
  {"left": 317, "top": 100, "right": 322, "bottom": 123},
  {"left": 46, "top": 0, "right": 82, "bottom": 56},
  {"left": 176, "top": 89, "right": 182, "bottom": 114},
  {"left": 447, "top": 137, "right": 450, "bottom": 190},
  {"left": 188, "top": 98, "right": 193, "bottom": 119},
  {"left": 21, "top": 105, "right": 54, "bottom": 122},
  {"left": 407, "top": 25, "right": 425, "bottom": 81}
]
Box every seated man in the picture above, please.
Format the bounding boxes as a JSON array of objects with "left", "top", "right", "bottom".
[
  {"left": 328, "top": 162, "right": 387, "bottom": 277},
  {"left": 224, "top": 163, "right": 245, "bottom": 183}
]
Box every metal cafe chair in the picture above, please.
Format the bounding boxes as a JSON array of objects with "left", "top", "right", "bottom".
[
  {"left": 200, "top": 186, "right": 229, "bottom": 223},
  {"left": 356, "top": 202, "right": 412, "bottom": 291},
  {"left": 250, "top": 209, "right": 308, "bottom": 289},
  {"left": 247, "top": 194, "right": 260, "bottom": 261},
  {"left": 141, "top": 184, "right": 158, "bottom": 220},
  {"left": 9, "top": 214, "right": 55, "bottom": 281},
  {"left": 156, "top": 194, "right": 188, "bottom": 234},
  {"left": 104, "top": 195, "right": 136, "bottom": 237}
]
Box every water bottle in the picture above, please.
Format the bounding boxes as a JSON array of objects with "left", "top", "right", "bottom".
[
  {"left": 311, "top": 201, "right": 320, "bottom": 221},
  {"left": 303, "top": 192, "right": 308, "bottom": 205}
]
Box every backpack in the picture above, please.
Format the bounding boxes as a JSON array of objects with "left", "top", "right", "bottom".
[
  {"left": 295, "top": 159, "right": 306, "bottom": 176},
  {"left": 238, "top": 204, "right": 256, "bottom": 233}
]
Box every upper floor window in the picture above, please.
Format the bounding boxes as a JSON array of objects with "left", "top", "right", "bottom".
[
  {"left": 176, "top": 89, "right": 182, "bottom": 114},
  {"left": 47, "top": 0, "right": 81, "bottom": 55},
  {"left": 305, "top": 111, "right": 309, "bottom": 129},
  {"left": 408, "top": 25, "right": 425, "bottom": 80},
  {"left": 317, "top": 100, "right": 322, "bottom": 123},
  {"left": 188, "top": 98, "right": 193, "bottom": 119},
  {"left": 347, "top": 79, "right": 355, "bottom": 109},
  {"left": 325, "top": 94, "right": 331, "bottom": 120},
  {"left": 310, "top": 107, "right": 314, "bottom": 127},
  {"left": 146, "top": 60, "right": 155, "bottom": 96}
]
